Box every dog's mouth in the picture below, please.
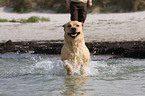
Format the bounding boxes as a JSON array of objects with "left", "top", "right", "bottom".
[{"left": 68, "top": 32, "right": 80, "bottom": 39}]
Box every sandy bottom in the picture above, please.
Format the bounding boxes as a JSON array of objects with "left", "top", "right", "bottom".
[{"left": 0, "top": 7, "right": 145, "bottom": 42}]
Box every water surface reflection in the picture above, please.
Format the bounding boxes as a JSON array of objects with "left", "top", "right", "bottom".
[{"left": 63, "top": 76, "right": 91, "bottom": 96}]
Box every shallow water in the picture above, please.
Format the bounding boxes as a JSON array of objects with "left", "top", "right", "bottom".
[{"left": 0, "top": 53, "right": 145, "bottom": 96}]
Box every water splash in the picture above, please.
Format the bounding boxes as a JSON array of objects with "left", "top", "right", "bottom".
[
  {"left": 32, "top": 59, "right": 101, "bottom": 77},
  {"left": 1, "top": 54, "right": 144, "bottom": 78},
  {"left": 0, "top": 54, "right": 110, "bottom": 77},
  {"left": 32, "top": 59, "right": 66, "bottom": 76}
]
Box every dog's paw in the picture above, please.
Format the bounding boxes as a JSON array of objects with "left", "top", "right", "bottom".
[{"left": 65, "top": 65, "right": 73, "bottom": 75}]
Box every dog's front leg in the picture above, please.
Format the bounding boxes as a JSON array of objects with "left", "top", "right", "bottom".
[
  {"left": 64, "top": 64, "right": 73, "bottom": 75},
  {"left": 80, "top": 64, "right": 86, "bottom": 76},
  {"left": 80, "top": 60, "right": 89, "bottom": 76}
]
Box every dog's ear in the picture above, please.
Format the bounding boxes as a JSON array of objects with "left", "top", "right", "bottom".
[
  {"left": 62, "top": 24, "right": 65, "bottom": 31},
  {"left": 62, "top": 24, "right": 66, "bottom": 28}
]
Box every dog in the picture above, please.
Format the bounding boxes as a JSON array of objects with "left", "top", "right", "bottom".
[{"left": 61, "top": 21, "right": 90, "bottom": 76}]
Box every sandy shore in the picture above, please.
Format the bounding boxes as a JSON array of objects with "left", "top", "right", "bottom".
[{"left": 0, "top": 7, "right": 145, "bottom": 42}]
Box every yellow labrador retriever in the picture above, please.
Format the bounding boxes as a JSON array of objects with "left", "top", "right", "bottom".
[{"left": 61, "top": 21, "right": 90, "bottom": 76}]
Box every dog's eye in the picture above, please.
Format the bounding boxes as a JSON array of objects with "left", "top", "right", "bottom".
[
  {"left": 67, "top": 25, "right": 71, "bottom": 27},
  {"left": 76, "top": 25, "right": 79, "bottom": 27}
]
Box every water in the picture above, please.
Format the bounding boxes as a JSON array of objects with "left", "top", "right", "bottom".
[{"left": 0, "top": 53, "right": 145, "bottom": 96}]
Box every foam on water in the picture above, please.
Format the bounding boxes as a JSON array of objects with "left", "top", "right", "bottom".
[
  {"left": 0, "top": 53, "right": 120, "bottom": 77},
  {"left": 32, "top": 59, "right": 67, "bottom": 76},
  {"left": 31, "top": 58, "right": 129, "bottom": 77},
  {"left": 32, "top": 59, "right": 100, "bottom": 76},
  {"left": 0, "top": 54, "right": 101, "bottom": 77},
  {"left": 1, "top": 53, "right": 144, "bottom": 78}
]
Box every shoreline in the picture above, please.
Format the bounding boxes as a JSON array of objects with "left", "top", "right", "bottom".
[{"left": 0, "top": 40, "right": 145, "bottom": 59}]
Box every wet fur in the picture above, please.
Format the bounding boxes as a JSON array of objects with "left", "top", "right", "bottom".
[{"left": 61, "top": 21, "right": 90, "bottom": 76}]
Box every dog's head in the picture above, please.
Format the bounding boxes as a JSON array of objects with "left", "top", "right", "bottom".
[{"left": 63, "top": 21, "right": 83, "bottom": 40}]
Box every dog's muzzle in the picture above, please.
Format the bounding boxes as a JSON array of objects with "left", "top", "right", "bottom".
[{"left": 68, "top": 27, "right": 80, "bottom": 39}]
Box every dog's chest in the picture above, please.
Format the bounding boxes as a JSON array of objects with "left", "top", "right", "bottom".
[{"left": 71, "top": 45, "right": 87, "bottom": 59}]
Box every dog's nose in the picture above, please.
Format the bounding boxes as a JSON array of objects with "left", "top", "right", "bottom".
[{"left": 71, "top": 27, "right": 76, "bottom": 32}]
